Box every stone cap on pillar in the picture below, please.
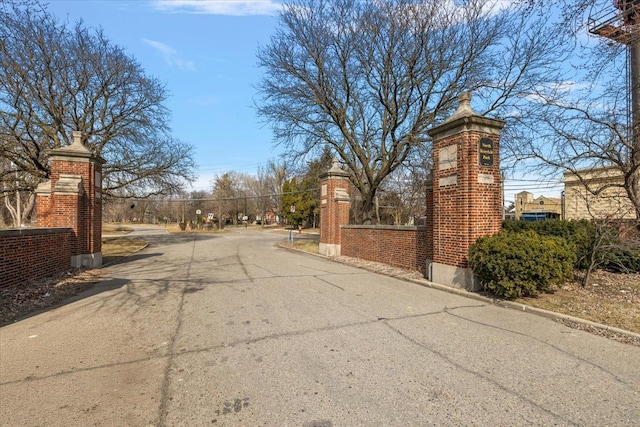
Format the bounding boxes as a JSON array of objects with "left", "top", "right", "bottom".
[
  {"left": 320, "top": 158, "right": 350, "bottom": 180},
  {"left": 427, "top": 93, "right": 505, "bottom": 139},
  {"left": 444, "top": 92, "right": 477, "bottom": 123},
  {"left": 49, "top": 131, "right": 106, "bottom": 164}
]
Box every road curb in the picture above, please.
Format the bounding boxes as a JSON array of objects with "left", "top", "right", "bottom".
[
  {"left": 282, "top": 244, "right": 640, "bottom": 343},
  {"left": 406, "top": 277, "right": 640, "bottom": 341}
]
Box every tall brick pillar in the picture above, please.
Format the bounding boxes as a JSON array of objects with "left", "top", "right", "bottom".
[
  {"left": 319, "top": 159, "right": 350, "bottom": 257},
  {"left": 426, "top": 93, "right": 505, "bottom": 290},
  {"left": 35, "top": 131, "right": 106, "bottom": 268}
]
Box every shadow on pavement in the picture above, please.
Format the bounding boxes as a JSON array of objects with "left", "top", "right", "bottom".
[
  {"left": 2, "top": 277, "right": 130, "bottom": 327},
  {"left": 135, "top": 232, "right": 218, "bottom": 247},
  {"left": 104, "top": 252, "right": 163, "bottom": 267}
]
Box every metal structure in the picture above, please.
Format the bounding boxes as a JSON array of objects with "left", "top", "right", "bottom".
[
  {"left": 588, "top": 2, "right": 640, "bottom": 44},
  {"left": 588, "top": 1, "right": 640, "bottom": 151}
]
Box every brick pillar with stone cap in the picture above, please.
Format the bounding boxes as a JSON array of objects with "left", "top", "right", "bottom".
[
  {"left": 35, "top": 131, "right": 106, "bottom": 268},
  {"left": 425, "top": 93, "right": 505, "bottom": 290},
  {"left": 319, "top": 158, "right": 351, "bottom": 256}
]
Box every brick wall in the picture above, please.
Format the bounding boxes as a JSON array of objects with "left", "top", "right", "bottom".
[
  {"left": 426, "top": 93, "right": 504, "bottom": 276},
  {"left": 341, "top": 225, "right": 429, "bottom": 273},
  {"left": 0, "top": 228, "right": 73, "bottom": 289},
  {"left": 0, "top": 132, "right": 104, "bottom": 290},
  {"left": 318, "top": 95, "right": 504, "bottom": 286},
  {"left": 425, "top": 182, "right": 434, "bottom": 261}
]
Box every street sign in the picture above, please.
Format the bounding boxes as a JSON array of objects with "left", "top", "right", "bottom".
[
  {"left": 196, "top": 209, "right": 202, "bottom": 215},
  {"left": 290, "top": 205, "right": 296, "bottom": 213},
  {"left": 479, "top": 138, "right": 494, "bottom": 167}
]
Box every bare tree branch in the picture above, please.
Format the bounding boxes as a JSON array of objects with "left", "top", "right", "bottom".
[
  {"left": 257, "top": 0, "right": 569, "bottom": 223},
  {"left": 0, "top": 1, "right": 196, "bottom": 224}
]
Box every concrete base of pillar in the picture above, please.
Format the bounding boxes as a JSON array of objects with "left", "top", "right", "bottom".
[
  {"left": 319, "top": 243, "right": 341, "bottom": 257},
  {"left": 426, "top": 260, "right": 480, "bottom": 292},
  {"left": 71, "top": 252, "right": 102, "bottom": 268}
]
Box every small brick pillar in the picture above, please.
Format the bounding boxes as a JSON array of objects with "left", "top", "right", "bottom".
[
  {"left": 319, "top": 159, "right": 350, "bottom": 257},
  {"left": 35, "top": 131, "right": 106, "bottom": 268},
  {"left": 425, "top": 93, "right": 505, "bottom": 290}
]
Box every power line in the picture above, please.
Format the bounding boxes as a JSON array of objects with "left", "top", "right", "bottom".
[{"left": 107, "top": 188, "right": 319, "bottom": 203}]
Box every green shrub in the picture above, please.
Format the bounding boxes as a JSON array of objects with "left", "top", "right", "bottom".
[
  {"left": 602, "top": 245, "right": 640, "bottom": 273},
  {"left": 469, "top": 230, "right": 576, "bottom": 299},
  {"left": 502, "top": 219, "right": 595, "bottom": 269}
]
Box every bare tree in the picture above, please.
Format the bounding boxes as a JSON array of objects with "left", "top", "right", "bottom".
[
  {"left": 213, "top": 172, "right": 245, "bottom": 226},
  {"left": 257, "top": 0, "right": 568, "bottom": 223},
  {"left": 378, "top": 163, "right": 428, "bottom": 225},
  {"left": 263, "top": 159, "right": 289, "bottom": 223},
  {"left": 504, "top": 0, "right": 640, "bottom": 232},
  {"left": 0, "top": 1, "right": 195, "bottom": 225},
  {"left": 254, "top": 163, "right": 280, "bottom": 227}
]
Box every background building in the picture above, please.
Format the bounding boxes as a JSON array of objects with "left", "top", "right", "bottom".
[
  {"left": 514, "top": 191, "right": 562, "bottom": 221},
  {"left": 563, "top": 166, "right": 635, "bottom": 221}
]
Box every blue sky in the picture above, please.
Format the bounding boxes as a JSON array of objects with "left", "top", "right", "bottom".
[
  {"left": 43, "top": 0, "right": 582, "bottom": 203},
  {"left": 46, "top": 0, "right": 286, "bottom": 192}
]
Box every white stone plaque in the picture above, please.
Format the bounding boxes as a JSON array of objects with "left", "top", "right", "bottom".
[
  {"left": 478, "top": 173, "right": 494, "bottom": 184},
  {"left": 439, "top": 145, "right": 457, "bottom": 170},
  {"left": 439, "top": 175, "right": 457, "bottom": 187}
]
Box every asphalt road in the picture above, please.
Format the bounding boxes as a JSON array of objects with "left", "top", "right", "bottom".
[{"left": 1, "top": 226, "right": 639, "bottom": 426}]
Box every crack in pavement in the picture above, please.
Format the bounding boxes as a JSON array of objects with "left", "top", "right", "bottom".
[
  {"left": 377, "top": 318, "right": 582, "bottom": 427},
  {"left": 149, "top": 306, "right": 475, "bottom": 356},
  {"left": 5, "top": 299, "right": 633, "bottom": 424},
  {"left": 442, "top": 307, "right": 637, "bottom": 389},
  {"left": 0, "top": 353, "right": 167, "bottom": 387},
  {"left": 313, "top": 275, "right": 345, "bottom": 291},
  {"left": 1, "top": 305, "right": 473, "bottom": 387},
  {"left": 155, "top": 235, "right": 198, "bottom": 427}
]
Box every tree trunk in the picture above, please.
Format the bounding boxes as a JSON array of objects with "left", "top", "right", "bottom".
[
  {"left": 22, "top": 192, "right": 36, "bottom": 225},
  {"left": 3, "top": 192, "right": 18, "bottom": 227},
  {"left": 360, "top": 196, "right": 375, "bottom": 225}
]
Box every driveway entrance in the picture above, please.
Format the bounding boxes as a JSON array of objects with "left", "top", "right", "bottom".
[{"left": 1, "top": 227, "right": 639, "bottom": 426}]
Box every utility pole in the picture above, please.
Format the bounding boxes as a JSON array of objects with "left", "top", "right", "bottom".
[{"left": 632, "top": 39, "right": 640, "bottom": 158}]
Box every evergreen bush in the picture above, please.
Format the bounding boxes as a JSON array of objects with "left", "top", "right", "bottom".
[
  {"left": 502, "top": 219, "right": 594, "bottom": 269},
  {"left": 469, "top": 230, "right": 576, "bottom": 299}
]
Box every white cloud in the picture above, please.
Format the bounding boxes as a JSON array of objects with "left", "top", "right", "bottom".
[
  {"left": 150, "top": 0, "right": 283, "bottom": 16},
  {"left": 142, "top": 38, "right": 197, "bottom": 71}
]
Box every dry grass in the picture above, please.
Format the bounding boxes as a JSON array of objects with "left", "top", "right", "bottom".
[
  {"left": 516, "top": 271, "right": 640, "bottom": 335},
  {"left": 102, "top": 223, "right": 134, "bottom": 234},
  {"left": 280, "top": 239, "right": 320, "bottom": 253},
  {"left": 102, "top": 236, "right": 148, "bottom": 264}
]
